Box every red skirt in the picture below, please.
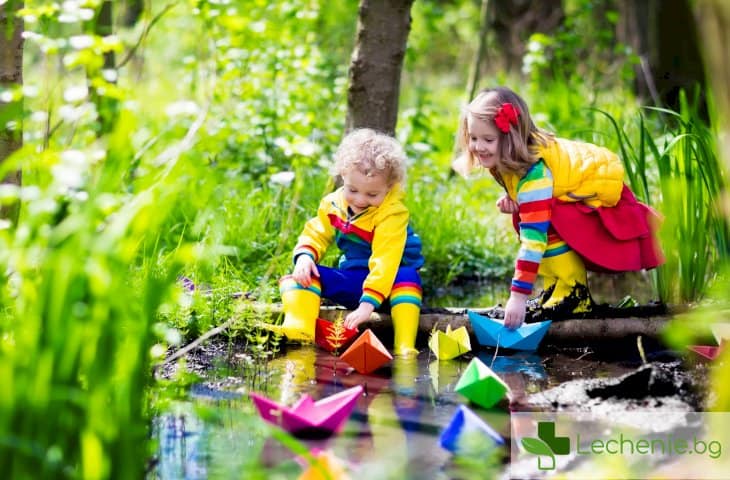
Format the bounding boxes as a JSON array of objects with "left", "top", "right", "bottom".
[{"left": 514, "top": 185, "right": 664, "bottom": 273}]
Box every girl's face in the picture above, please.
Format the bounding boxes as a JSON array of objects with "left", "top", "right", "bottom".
[
  {"left": 467, "top": 113, "right": 501, "bottom": 169},
  {"left": 342, "top": 168, "right": 390, "bottom": 214}
]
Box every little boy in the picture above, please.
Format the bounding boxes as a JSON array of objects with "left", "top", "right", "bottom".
[{"left": 279, "top": 128, "right": 424, "bottom": 356}]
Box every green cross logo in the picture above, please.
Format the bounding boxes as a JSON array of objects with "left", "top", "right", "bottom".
[{"left": 520, "top": 421, "right": 571, "bottom": 470}]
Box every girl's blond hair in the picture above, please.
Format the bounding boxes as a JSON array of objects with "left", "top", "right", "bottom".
[
  {"left": 331, "top": 128, "right": 406, "bottom": 186},
  {"left": 453, "top": 87, "right": 553, "bottom": 181}
]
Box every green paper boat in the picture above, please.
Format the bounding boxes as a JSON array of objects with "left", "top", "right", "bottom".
[
  {"left": 468, "top": 310, "right": 551, "bottom": 351},
  {"left": 428, "top": 325, "right": 472, "bottom": 360},
  {"left": 454, "top": 357, "right": 510, "bottom": 409}
]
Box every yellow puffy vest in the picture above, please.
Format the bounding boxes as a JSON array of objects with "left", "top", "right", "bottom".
[{"left": 503, "top": 138, "right": 625, "bottom": 208}]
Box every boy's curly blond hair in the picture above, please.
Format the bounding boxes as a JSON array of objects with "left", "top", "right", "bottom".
[{"left": 331, "top": 128, "right": 407, "bottom": 186}]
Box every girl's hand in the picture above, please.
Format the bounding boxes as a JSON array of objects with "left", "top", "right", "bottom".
[
  {"left": 344, "top": 302, "right": 375, "bottom": 330},
  {"left": 292, "top": 255, "right": 319, "bottom": 287},
  {"left": 496, "top": 195, "right": 519, "bottom": 214},
  {"left": 504, "top": 292, "right": 528, "bottom": 329}
]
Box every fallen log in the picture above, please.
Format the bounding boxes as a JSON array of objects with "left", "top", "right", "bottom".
[{"left": 239, "top": 302, "right": 674, "bottom": 346}]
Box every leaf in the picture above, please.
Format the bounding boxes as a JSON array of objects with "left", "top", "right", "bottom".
[{"left": 521, "top": 437, "right": 554, "bottom": 456}]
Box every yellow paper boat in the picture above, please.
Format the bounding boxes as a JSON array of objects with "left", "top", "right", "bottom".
[
  {"left": 298, "top": 450, "right": 350, "bottom": 480},
  {"left": 428, "top": 325, "right": 471, "bottom": 360}
]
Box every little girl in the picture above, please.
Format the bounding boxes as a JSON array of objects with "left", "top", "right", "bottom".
[
  {"left": 280, "top": 128, "right": 424, "bottom": 356},
  {"left": 454, "top": 86, "right": 663, "bottom": 329}
]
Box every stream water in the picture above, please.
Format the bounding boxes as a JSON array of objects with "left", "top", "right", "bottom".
[{"left": 151, "top": 338, "right": 696, "bottom": 479}]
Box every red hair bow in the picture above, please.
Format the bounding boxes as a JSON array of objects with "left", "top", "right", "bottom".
[{"left": 494, "top": 102, "right": 520, "bottom": 133}]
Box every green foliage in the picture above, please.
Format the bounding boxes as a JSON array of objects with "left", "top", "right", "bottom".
[
  {"left": 0, "top": 103, "right": 222, "bottom": 477},
  {"left": 522, "top": 0, "right": 637, "bottom": 96},
  {"left": 599, "top": 91, "right": 729, "bottom": 303},
  {"left": 406, "top": 0, "right": 480, "bottom": 83},
  {"left": 3, "top": 0, "right": 726, "bottom": 477}
]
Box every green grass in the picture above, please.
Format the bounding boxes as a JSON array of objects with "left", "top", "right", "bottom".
[
  {"left": 598, "top": 91, "right": 728, "bottom": 303},
  {"left": 2, "top": 1, "right": 727, "bottom": 477}
]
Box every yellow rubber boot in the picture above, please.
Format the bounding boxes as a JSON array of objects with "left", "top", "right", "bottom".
[
  {"left": 539, "top": 250, "right": 591, "bottom": 313},
  {"left": 530, "top": 270, "right": 557, "bottom": 309},
  {"left": 391, "top": 303, "right": 420, "bottom": 357},
  {"left": 279, "top": 276, "right": 320, "bottom": 342}
]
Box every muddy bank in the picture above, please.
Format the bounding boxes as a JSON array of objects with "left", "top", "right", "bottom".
[{"left": 521, "top": 361, "right": 706, "bottom": 413}]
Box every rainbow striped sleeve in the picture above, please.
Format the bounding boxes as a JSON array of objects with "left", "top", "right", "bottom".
[{"left": 511, "top": 161, "right": 553, "bottom": 295}]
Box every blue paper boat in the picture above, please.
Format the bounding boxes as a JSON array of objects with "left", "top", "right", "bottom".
[
  {"left": 439, "top": 405, "right": 505, "bottom": 453},
  {"left": 468, "top": 311, "right": 551, "bottom": 351}
]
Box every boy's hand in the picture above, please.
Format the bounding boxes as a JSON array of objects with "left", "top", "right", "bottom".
[
  {"left": 504, "top": 292, "right": 528, "bottom": 329},
  {"left": 344, "top": 302, "right": 375, "bottom": 330},
  {"left": 292, "top": 255, "right": 319, "bottom": 287},
  {"left": 496, "top": 195, "right": 518, "bottom": 214}
]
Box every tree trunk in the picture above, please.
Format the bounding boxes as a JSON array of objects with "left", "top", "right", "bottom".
[
  {"left": 693, "top": 0, "right": 730, "bottom": 410},
  {"left": 92, "top": 0, "right": 118, "bottom": 135},
  {"left": 345, "top": 0, "right": 415, "bottom": 136},
  {"left": 123, "top": 0, "right": 144, "bottom": 27},
  {"left": 694, "top": 0, "right": 730, "bottom": 172},
  {"left": 617, "top": 0, "right": 706, "bottom": 112},
  {"left": 0, "top": 2, "right": 24, "bottom": 224},
  {"left": 490, "top": 0, "right": 564, "bottom": 73},
  {"left": 467, "top": 0, "right": 491, "bottom": 102}
]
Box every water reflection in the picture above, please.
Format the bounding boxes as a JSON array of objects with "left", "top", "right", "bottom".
[{"left": 153, "top": 344, "right": 637, "bottom": 479}]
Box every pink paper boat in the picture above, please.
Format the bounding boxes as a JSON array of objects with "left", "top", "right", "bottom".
[
  {"left": 250, "top": 385, "right": 363, "bottom": 438},
  {"left": 688, "top": 345, "right": 723, "bottom": 361}
]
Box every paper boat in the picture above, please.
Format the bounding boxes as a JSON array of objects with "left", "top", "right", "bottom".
[
  {"left": 428, "top": 325, "right": 471, "bottom": 360},
  {"left": 439, "top": 405, "right": 505, "bottom": 453},
  {"left": 250, "top": 385, "right": 363, "bottom": 438},
  {"left": 688, "top": 345, "right": 723, "bottom": 361},
  {"left": 298, "top": 450, "right": 351, "bottom": 480},
  {"left": 710, "top": 323, "right": 730, "bottom": 346},
  {"left": 468, "top": 310, "right": 551, "bottom": 351},
  {"left": 339, "top": 329, "right": 393, "bottom": 374},
  {"left": 315, "top": 318, "right": 358, "bottom": 353},
  {"left": 455, "top": 357, "right": 510, "bottom": 409}
]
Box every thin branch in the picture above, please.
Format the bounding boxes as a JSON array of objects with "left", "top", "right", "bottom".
[
  {"left": 117, "top": 2, "right": 177, "bottom": 69},
  {"left": 467, "top": 0, "right": 490, "bottom": 101},
  {"left": 156, "top": 315, "right": 239, "bottom": 369}
]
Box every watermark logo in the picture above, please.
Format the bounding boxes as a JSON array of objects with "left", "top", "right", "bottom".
[
  {"left": 512, "top": 412, "right": 730, "bottom": 479},
  {"left": 521, "top": 421, "right": 570, "bottom": 470}
]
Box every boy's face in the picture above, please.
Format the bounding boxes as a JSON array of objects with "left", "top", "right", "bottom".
[
  {"left": 342, "top": 168, "right": 390, "bottom": 214},
  {"left": 467, "top": 113, "right": 502, "bottom": 169}
]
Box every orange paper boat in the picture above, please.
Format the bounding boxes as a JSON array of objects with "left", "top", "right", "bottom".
[
  {"left": 315, "top": 318, "right": 358, "bottom": 353},
  {"left": 688, "top": 345, "right": 723, "bottom": 361},
  {"left": 339, "top": 329, "right": 393, "bottom": 374}
]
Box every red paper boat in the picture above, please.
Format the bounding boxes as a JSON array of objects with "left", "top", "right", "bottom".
[
  {"left": 339, "top": 329, "right": 393, "bottom": 374},
  {"left": 250, "top": 385, "right": 363, "bottom": 438},
  {"left": 688, "top": 345, "right": 723, "bottom": 361},
  {"left": 315, "top": 318, "right": 358, "bottom": 353}
]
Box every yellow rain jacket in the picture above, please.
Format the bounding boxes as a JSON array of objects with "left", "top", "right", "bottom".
[
  {"left": 293, "top": 184, "right": 423, "bottom": 307},
  {"left": 502, "top": 138, "right": 625, "bottom": 208}
]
